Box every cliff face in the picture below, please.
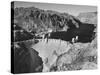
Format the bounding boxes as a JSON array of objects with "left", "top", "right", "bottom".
[
  {"left": 13, "top": 7, "right": 81, "bottom": 33},
  {"left": 77, "top": 12, "right": 97, "bottom": 25},
  {"left": 13, "top": 42, "right": 43, "bottom": 73}
]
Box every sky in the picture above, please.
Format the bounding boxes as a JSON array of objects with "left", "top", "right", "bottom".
[{"left": 14, "top": 1, "right": 97, "bottom": 16}]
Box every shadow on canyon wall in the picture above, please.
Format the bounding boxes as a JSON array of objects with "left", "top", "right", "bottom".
[{"left": 12, "top": 42, "right": 43, "bottom": 74}]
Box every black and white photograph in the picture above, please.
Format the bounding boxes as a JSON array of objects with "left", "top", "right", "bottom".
[{"left": 11, "top": 1, "right": 97, "bottom": 74}]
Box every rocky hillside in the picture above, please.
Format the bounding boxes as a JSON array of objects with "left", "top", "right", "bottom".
[
  {"left": 12, "top": 41, "right": 43, "bottom": 73},
  {"left": 13, "top": 7, "right": 82, "bottom": 34},
  {"left": 77, "top": 12, "right": 97, "bottom": 25}
]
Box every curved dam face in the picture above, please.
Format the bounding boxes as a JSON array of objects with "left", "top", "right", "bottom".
[{"left": 32, "top": 39, "right": 72, "bottom": 72}]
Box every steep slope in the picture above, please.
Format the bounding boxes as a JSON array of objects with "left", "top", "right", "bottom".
[
  {"left": 77, "top": 12, "right": 97, "bottom": 25},
  {"left": 12, "top": 41, "right": 43, "bottom": 73},
  {"left": 13, "top": 7, "right": 81, "bottom": 34}
]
